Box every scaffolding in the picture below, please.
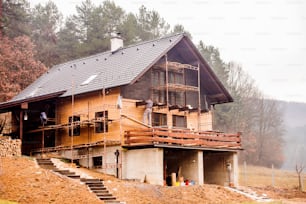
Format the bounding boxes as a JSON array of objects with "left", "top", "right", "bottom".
[{"left": 151, "top": 58, "right": 202, "bottom": 130}]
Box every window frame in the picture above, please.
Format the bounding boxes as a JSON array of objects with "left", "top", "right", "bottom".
[
  {"left": 68, "top": 115, "right": 81, "bottom": 136},
  {"left": 95, "top": 111, "right": 108, "bottom": 133},
  {"left": 172, "top": 115, "right": 187, "bottom": 128}
]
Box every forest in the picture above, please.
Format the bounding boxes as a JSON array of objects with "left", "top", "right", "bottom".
[{"left": 0, "top": 0, "right": 284, "bottom": 168}]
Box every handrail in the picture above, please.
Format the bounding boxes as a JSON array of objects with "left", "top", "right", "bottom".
[{"left": 124, "top": 128, "right": 241, "bottom": 149}]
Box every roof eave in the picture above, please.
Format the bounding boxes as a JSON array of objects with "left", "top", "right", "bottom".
[{"left": 0, "top": 91, "right": 66, "bottom": 112}]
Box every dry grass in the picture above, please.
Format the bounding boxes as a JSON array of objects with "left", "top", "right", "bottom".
[{"left": 239, "top": 165, "right": 306, "bottom": 189}]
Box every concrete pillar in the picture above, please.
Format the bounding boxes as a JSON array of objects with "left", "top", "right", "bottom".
[
  {"left": 232, "top": 152, "right": 239, "bottom": 186},
  {"left": 197, "top": 151, "right": 204, "bottom": 185}
]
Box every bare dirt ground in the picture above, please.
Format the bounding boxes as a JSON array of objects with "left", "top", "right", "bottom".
[
  {"left": 251, "top": 186, "right": 306, "bottom": 204},
  {"left": 1, "top": 156, "right": 306, "bottom": 204}
]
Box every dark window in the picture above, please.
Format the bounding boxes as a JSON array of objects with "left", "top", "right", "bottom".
[
  {"left": 169, "top": 91, "right": 184, "bottom": 106},
  {"left": 95, "top": 111, "right": 108, "bottom": 133},
  {"left": 153, "top": 70, "right": 165, "bottom": 86},
  {"left": 153, "top": 90, "right": 166, "bottom": 104},
  {"left": 172, "top": 115, "right": 187, "bottom": 128},
  {"left": 93, "top": 156, "right": 103, "bottom": 167},
  {"left": 152, "top": 70, "right": 166, "bottom": 104},
  {"left": 152, "top": 113, "right": 167, "bottom": 127},
  {"left": 169, "top": 72, "right": 183, "bottom": 84},
  {"left": 69, "top": 116, "right": 80, "bottom": 136}
]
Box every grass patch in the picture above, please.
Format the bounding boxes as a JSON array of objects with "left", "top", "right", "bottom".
[{"left": 239, "top": 165, "right": 306, "bottom": 189}]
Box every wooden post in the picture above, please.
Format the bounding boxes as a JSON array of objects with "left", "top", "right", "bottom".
[
  {"left": 71, "top": 72, "right": 74, "bottom": 165},
  {"left": 271, "top": 163, "right": 275, "bottom": 187},
  {"left": 244, "top": 161, "right": 247, "bottom": 186},
  {"left": 103, "top": 86, "right": 106, "bottom": 170},
  {"left": 165, "top": 55, "right": 169, "bottom": 107},
  {"left": 197, "top": 62, "right": 201, "bottom": 131},
  {"left": 19, "top": 110, "right": 23, "bottom": 141},
  {"left": 42, "top": 122, "right": 44, "bottom": 158},
  {"left": 0, "top": 0, "right": 2, "bottom": 39},
  {"left": 87, "top": 101, "right": 90, "bottom": 168},
  {"left": 171, "top": 172, "right": 176, "bottom": 186}
]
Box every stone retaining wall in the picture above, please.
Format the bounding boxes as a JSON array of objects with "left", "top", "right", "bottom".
[{"left": 0, "top": 136, "right": 21, "bottom": 156}]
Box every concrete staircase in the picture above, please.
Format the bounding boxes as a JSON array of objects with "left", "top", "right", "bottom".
[
  {"left": 36, "top": 158, "right": 122, "bottom": 203},
  {"left": 81, "top": 178, "right": 121, "bottom": 203},
  {"left": 36, "top": 158, "right": 80, "bottom": 179}
]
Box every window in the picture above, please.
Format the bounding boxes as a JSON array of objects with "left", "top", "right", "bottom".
[
  {"left": 153, "top": 90, "right": 166, "bottom": 104},
  {"left": 152, "top": 113, "right": 167, "bottom": 127},
  {"left": 93, "top": 156, "right": 103, "bottom": 167},
  {"left": 152, "top": 70, "right": 166, "bottom": 104},
  {"left": 69, "top": 116, "right": 80, "bottom": 136},
  {"left": 172, "top": 115, "right": 187, "bottom": 128},
  {"left": 169, "top": 72, "right": 183, "bottom": 84},
  {"left": 153, "top": 70, "right": 165, "bottom": 86},
  {"left": 81, "top": 74, "right": 98, "bottom": 86},
  {"left": 95, "top": 111, "right": 108, "bottom": 133},
  {"left": 169, "top": 91, "right": 184, "bottom": 106}
]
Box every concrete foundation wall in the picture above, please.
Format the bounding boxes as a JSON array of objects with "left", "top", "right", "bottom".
[
  {"left": 60, "top": 145, "right": 121, "bottom": 177},
  {"left": 58, "top": 146, "right": 239, "bottom": 187},
  {"left": 122, "top": 148, "right": 164, "bottom": 185}
]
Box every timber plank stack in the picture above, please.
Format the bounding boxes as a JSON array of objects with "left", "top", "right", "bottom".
[{"left": 0, "top": 136, "right": 21, "bottom": 157}]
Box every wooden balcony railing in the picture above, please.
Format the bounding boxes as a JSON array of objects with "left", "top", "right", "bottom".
[{"left": 124, "top": 128, "right": 241, "bottom": 149}]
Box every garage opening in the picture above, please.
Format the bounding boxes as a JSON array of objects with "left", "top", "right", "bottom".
[
  {"left": 164, "top": 148, "right": 200, "bottom": 186},
  {"left": 203, "top": 151, "right": 234, "bottom": 186}
]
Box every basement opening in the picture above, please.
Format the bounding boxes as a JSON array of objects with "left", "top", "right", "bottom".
[
  {"left": 164, "top": 148, "right": 199, "bottom": 186},
  {"left": 203, "top": 151, "right": 234, "bottom": 186}
]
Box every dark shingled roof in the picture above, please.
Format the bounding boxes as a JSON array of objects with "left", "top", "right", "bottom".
[
  {"left": 12, "top": 33, "right": 183, "bottom": 101},
  {"left": 0, "top": 33, "right": 232, "bottom": 110}
]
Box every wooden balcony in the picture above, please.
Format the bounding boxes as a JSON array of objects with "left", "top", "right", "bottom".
[{"left": 124, "top": 128, "right": 242, "bottom": 150}]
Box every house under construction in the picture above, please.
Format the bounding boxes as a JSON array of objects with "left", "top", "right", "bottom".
[{"left": 0, "top": 33, "right": 241, "bottom": 186}]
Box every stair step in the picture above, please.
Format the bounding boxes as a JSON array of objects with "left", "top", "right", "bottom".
[
  {"left": 92, "top": 190, "right": 109, "bottom": 194},
  {"left": 84, "top": 180, "right": 103, "bottom": 184},
  {"left": 98, "top": 196, "right": 116, "bottom": 200},
  {"left": 39, "top": 164, "right": 54, "bottom": 166},
  {"left": 104, "top": 201, "right": 122, "bottom": 204},
  {"left": 89, "top": 187, "right": 107, "bottom": 190},
  {"left": 38, "top": 162, "right": 54, "bottom": 165},
  {"left": 95, "top": 193, "right": 113, "bottom": 197},
  {"left": 67, "top": 175, "right": 81, "bottom": 179},
  {"left": 88, "top": 183, "right": 105, "bottom": 187},
  {"left": 37, "top": 160, "right": 52, "bottom": 163},
  {"left": 81, "top": 178, "right": 101, "bottom": 181},
  {"left": 54, "top": 170, "right": 70, "bottom": 173}
]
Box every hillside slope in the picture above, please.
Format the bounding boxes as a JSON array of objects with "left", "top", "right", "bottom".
[{"left": 0, "top": 156, "right": 251, "bottom": 204}]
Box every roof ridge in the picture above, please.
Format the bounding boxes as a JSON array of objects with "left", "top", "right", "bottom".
[
  {"left": 51, "top": 33, "right": 185, "bottom": 69},
  {"left": 122, "top": 32, "right": 184, "bottom": 49}
]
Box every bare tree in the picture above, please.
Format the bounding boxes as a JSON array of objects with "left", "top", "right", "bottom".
[
  {"left": 295, "top": 145, "right": 305, "bottom": 191},
  {"left": 296, "top": 163, "right": 305, "bottom": 191}
]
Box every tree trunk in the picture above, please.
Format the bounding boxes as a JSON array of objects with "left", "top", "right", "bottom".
[
  {"left": 298, "top": 172, "right": 304, "bottom": 191},
  {"left": 296, "top": 164, "right": 305, "bottom": 192}
]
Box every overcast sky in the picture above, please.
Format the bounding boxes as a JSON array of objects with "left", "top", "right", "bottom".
[{"left": 30, "top": 0, "right": 306, "bottom": 103}]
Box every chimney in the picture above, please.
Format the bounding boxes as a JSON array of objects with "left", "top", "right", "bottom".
[{"left": 110, "top": 32, "right": 123, "bottom": 52}]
